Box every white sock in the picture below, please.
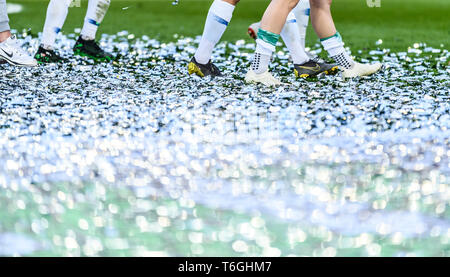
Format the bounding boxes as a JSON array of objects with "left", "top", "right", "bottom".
[
  {"left": 41, "top": 0, "right": 73, "bottom": 48},
  {"left": 321, "top": 32, "right": 355, "bottom": 69},
  {"left": 251, "top": 39, "right": 274, "bottom": 74},
  {"left": 194, "top": 0, "right": 235, "bottom": 64},
  {"left": 280, "top": 12, "right": 309, "bottom": 65},
  {"left": 292, "top": 0, "right": 310, "bottom": 49},
  {"left": 80, "top": 0, "right": 111, "bottom": 40}
]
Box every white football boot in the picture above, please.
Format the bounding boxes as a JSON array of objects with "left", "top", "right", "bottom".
[
  {"left": 245, "top": 69, "right": 283, "bottom": 86},
  {"left": 249, "top": 21, "right": 382, "bottom": 79},
  {"left": 342, "top": 62, "right": 382, "bottom": 78},
  {"left": 0, "top": 35, "right": 37, "bottom": 67}
]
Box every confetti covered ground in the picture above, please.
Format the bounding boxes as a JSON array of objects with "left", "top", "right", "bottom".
[
  {"left": 0, "top": 31, "right": 448, "bottom": 257},
  {"left": 8, "top": 0, "right": 450, "bottom": 52}
]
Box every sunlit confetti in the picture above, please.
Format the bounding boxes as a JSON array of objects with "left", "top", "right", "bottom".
[{"left": 0, "top": 32, "right": 448, "bottom": 257}]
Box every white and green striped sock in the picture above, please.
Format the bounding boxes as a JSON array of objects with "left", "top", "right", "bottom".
[
  {"left": 321, "top": 32, "right": 355, "bottom": 69},
  {"left": 252, "top": 29, "right": 280, "bottom": 74}
]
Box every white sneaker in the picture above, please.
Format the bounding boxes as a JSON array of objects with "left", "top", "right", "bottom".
[
  {"left": 245, "top": 69, "right": 283, "bottom": 86},
  {"left": 248, "top": 22, "right": 261, "bottom": 40},
  {"left": 0, "top": 35, "right": 37, "bottom": 67},
  {"left": 342, "top": 62, "right": 382, "bottom": 78}
]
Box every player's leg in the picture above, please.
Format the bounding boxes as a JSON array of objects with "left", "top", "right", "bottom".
[
  {"left": 310, "top": 0, "right": 381, "bottom": 77},
  {"left": 73, "top": 0, "right": 114, "bottom": 61},
  {"left": 292, "top": 0, "right": 340, "bottom": 76},
  {"left": 281, "top": 11, "right": 337, "bottom": 78},
  {"left": 280, "top": 12, "right": 309, "bottom": 66},
  {"left": 291, "top": 0, "right": 309, "bottom": 49},
  {"left": 80, "top": 0, "right": 109, "bottom": 40},
  {"left": 247, "top": 0, "right": 309, "bottom": 46},
  {"left": 245, "top": 0, "right": 300, "bottom": 86},
  {"left": 188, "top": 0, "right": 238, "bottom": 77},
  {"left": 247, "top": 1, "right": 336, "bottom": 79},
  {"left": 0, "top": 0, "right": 9, "bottom": 42},
  {"left": 35, "top": 0, "right": 72, "bottom": 64},
  {"left": 248, "top": 0, "right": 309, "bottom": 43},
  {"left": 0, "top": 0, "right": 37, "bottom": 66}
]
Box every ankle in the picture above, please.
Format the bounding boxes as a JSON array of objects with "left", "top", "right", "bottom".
[{"left": 0, "top": 30, "right": 11, "bottom": 43}]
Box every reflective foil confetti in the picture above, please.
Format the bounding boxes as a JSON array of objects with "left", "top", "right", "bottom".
[{"left": 0, "top": 32, "right": 449, "bottom": 257}]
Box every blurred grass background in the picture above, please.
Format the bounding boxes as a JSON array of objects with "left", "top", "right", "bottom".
[{"left": 7, "top": 0, "right": 450, "bottom": 51}]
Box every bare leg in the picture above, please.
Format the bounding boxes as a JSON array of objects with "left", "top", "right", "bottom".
[
  {"left": 246, "top": 0, "right": 300, "bottom": 86},
  {"left": 309, "top": 0, "right": 382, "bottom": 77},
  {"left": 309, "top": 0, "right": 336, "bottom": 39},
  {"left": 260, "top": 0, "right": 300, "bottom": 34},
  {"left": 309, "top": 0, "right": 355, "bottom": 69},
  {"left": 0, "top": 30, "right": 11, "bottom": 42}
]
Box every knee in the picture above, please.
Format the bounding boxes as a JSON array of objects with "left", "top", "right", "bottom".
[
  {"left": 288, "top": 0, "right": 300, "bottom": 10},
  {"left": 310, "top": 0, "right": 332, "bottom": 9}
]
